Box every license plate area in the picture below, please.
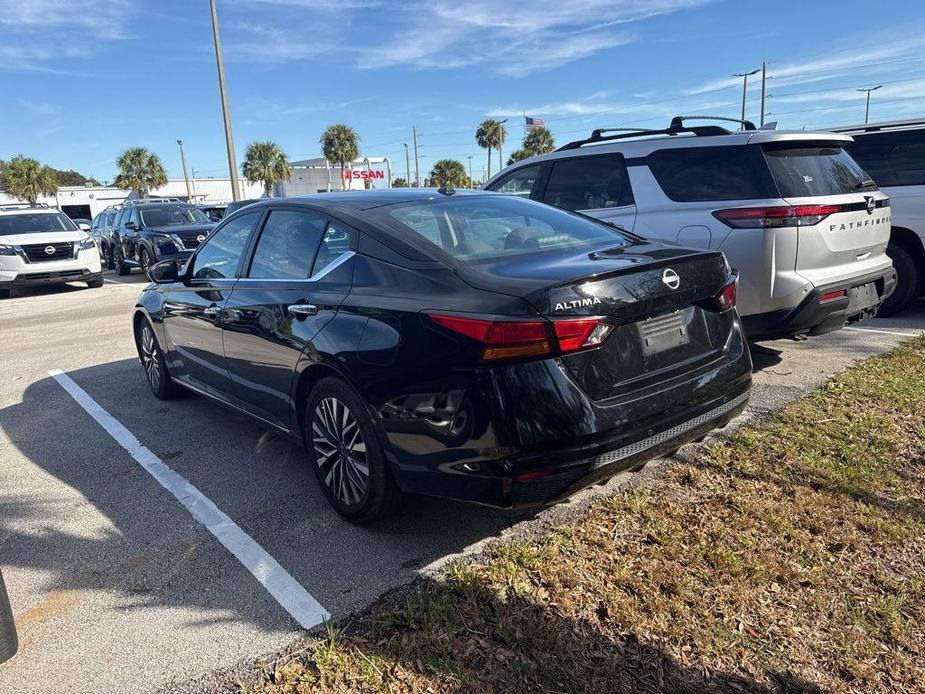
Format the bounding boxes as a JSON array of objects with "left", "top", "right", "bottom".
[
  {"left": 639, "top": 310, "right": 690, "bottom": 356},
  {"left": 847, "top": 282, "right": 878, "bottom": 313}
]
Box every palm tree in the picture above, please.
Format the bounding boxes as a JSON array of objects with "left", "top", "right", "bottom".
[
  {"left": 523, "top": 126, "right": 555, "bottom": 156},
  {"left": 114, "top": 147, "right": 167, "bottom": 198},
  {"left": 392, "top": 177, "right": 409, "bottom": 188},
  {"left": 0, "top": 155, "right": 58, "bottom": 204},
  {"left": 320, "top": 124, "right": 360, "bottom": 191},
  {"left": 506, "top": 149, "right": 531, "bottom": 166},
  {"left": 429, "top": 159, "right": 469, "bottom": 188},
  {"left": 242, "top": 141, "right": 292, "bottom": 197},
  {"left": 475, "top": 119, "right": 505, "bottom": 179}
]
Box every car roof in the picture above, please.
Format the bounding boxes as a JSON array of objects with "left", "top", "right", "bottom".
[
  {"left": 245, "top": 188, "right": 499, "bottom": 211},
  {"left": 0, "top": 205, "right": 62, "bottom": 217},
  {"left": 829, "top": 118, "right": 925, "bottom": 134}
]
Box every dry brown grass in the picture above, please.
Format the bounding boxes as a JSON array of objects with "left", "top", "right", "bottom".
[{"left": 249, "top": 337, "right": 925, "bottom": 694}]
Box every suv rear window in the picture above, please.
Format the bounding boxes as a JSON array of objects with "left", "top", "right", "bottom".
[
  {"left": 762, "top": 144, "right": 873, "bottom": 197},
  {"left": 379, "top": 195, "right": 627, "bottom": 263},
  {"left": 0, "top": 212, "right": 77, "bottom": 235},
  {"left": 647, "top": 145, "right": 777, "bottom": 202},
  {"left": 845, "top": 129, "right": 925, "bottom": 187}
]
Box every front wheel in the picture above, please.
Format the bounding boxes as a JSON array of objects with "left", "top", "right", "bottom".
[
  {"left": 878, "top": 243, "right": 919, "bottom": 317},
  {"left": 305, "top": 377, "right": 403, "bottom": 523},
  {"left": 115, "top": 246, "right": 130, "bottom": 276},
  {"left": 136, "top": 319, "right": 178, "bottom": 399},
  {"left": 139, "top": 247, "right": 152, "bottom": 280}
]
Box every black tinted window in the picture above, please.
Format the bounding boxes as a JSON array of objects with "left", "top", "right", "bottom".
[
  {"left": 488, "top": 165, "right": 542, "bottom": 198},
  {"left": 312, "top": 223, "right": 353, "bottom": 276},
  {"left": 542, "top": 155, "right": 634, "bottom": 211},
  {"left": 248, "top": 210, "right": 326, "bottom": 279},
  {"left": 846, "top": 130, "right": 925, "bottom": 187},
  {"left": 648, "top": 145, "right": 777, "bottom": 202},
  {"left": 140, "top": 205, "right": 209, "bottom": 227},
  {"left": 192, "top": 211, "right": 259, "bottom": 280},
  {"left": 763, "top": 144, "right": 872, "bottom": 196}
]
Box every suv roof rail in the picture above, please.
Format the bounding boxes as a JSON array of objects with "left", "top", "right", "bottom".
[
  {"left": 0, "top": 202, "right": 50, "bottom": 211},
  {"left": 556, "top": 115, "right": 755, "bottom": 151},
  {"left": 830, "top": 118, "right": 925, "bottom": 134},
  {"left": 122, "top": 197, "right": 183, "bottom": 206}
]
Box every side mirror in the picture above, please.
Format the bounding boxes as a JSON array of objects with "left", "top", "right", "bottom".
[
  {"left": 148, "top": 259, "right": 179, "bottom": 284},
  {"left": 78, "top": 222, "right": 91, "bottom": 232},
  {"left": 0, "top": 568, "right": 17, "bottom": 665},
  {"left": 124, "top": 221, "right": 137, "bottom": 231}
]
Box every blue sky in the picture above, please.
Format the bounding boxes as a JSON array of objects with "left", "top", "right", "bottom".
[{"left": 1, "top": 0, "right": 923, "bottom": 185}]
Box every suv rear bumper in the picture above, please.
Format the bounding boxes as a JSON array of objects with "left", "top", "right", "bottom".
[{"left": 742, "top": 266, "right": 897, "bottom": 339}]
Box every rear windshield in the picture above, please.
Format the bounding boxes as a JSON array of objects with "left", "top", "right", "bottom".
[
  {"left": 139, "top": 205, "right": 210, "bottom": 227},
  {"left": 762, "top": 144, "right": 875, "bottom": 197},
  {"left": 0, "top": 212, "right": 77, "bottom": 235},
  {"left": 380, "top": 195, "right": 629, "bottom": 263}
]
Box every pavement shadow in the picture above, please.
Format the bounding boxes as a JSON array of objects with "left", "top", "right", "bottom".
[
  {"left": 747, "top": 342, "right": 784, "bottom": 372},
  {"left": 0, "top": 359, "right": 533, "bottom": 634}
]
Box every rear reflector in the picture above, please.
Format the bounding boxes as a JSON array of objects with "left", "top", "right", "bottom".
[
  {"left": 714, "top": 272, "right": 738, "bottom": 311},
  {"left": 820, "top": 289, "right": 847, "bottom": 302},
  {"left": 427, "top": 313, "right": 614, "bottom": 361},
  {"left": 713, "top": 205, "right": 841, "bottom": 229}
]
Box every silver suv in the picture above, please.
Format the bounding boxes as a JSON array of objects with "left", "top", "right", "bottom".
[
  {"left": 832, "top": 119, "right": 925, "bottom": 315},
  {"left": 484, "top": 116, "right": 896, "bottom": 339}
]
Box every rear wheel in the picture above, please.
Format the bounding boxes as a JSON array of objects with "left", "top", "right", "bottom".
[
  {"left": 115, "top": 246, "right": 130, "bottom": 276},
  {"left": 106, "top": 244, "right": 115, "bottom": 270},
  {"left": 305, "top": 377, "right": 403, "bottom": 523},
  {"left": 86, "top": 275, "right": 103, "bottom": 288},
  {"left": 136, "top": 319, "right": 178, "bottom": 399},
  {"left": 878, "top": 242, "right": 919, "bottom": 317}
]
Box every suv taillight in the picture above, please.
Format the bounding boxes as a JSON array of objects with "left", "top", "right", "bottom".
[
  {"left": 427, "top": 314, "right": 613, "bottom": 362},
  {"left": 713, "top": 205, "right": 841, "bottom": 228}
]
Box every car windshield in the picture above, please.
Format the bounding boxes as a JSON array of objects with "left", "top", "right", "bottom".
[
  {"left": 139, "top": 205, "right": 210, "bottom": 227},
  {"left": 0, "top": 212, "right": 77, "bottom": 235},
  {"left": 380, "top": 195, "right": 628, "bottom": 263}
]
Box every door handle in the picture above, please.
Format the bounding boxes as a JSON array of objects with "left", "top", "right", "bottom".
[
  {"left": 288, "top": 303, "right": 318, "bottom": 318},
  {"left": 203, "top": 305, "right": 222, "bottom": 321}
]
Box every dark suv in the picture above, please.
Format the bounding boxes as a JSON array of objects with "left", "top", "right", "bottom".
[{"left": 112, "top": 201, "right": 215, "bottom": 277}]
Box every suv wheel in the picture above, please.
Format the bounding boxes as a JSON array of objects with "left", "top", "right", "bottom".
[
  {"left": 115, "top": 246, "right": 130, "bottom": 276},
  {"left": 878, "top": 242, "right": 919, "bottom": 317},
  {"left": 305, "top": 377, "right": 403, "bottom": 523},
  {"left": 136, "top": 319, "right": 178, "bottom": 399},
  {"left": 105, "top": 244, "right": 115, "bottom": 270},
  {"left": 139, "top": 247, "right": 152, "bottom": 280}
]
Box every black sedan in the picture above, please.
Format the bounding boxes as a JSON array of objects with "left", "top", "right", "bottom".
[{"left": 134, "top": 190, "right": 751, "bottom": 522}]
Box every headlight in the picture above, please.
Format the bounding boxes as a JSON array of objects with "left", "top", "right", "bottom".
[
  {"left": 77, "top": 237, "right": 96, "bottom": 250},
  {"left": 0, "top": 244, "right": 16, "bottom": 256}
]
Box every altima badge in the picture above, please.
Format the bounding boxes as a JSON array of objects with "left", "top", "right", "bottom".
[{"left": 662, "top": 268, "right": 681, "bottom": 290}]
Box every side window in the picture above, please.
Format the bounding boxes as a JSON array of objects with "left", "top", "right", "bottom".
[
  {"left": 312, "top": 223, "right": 354, "bottom": 276},
  {"left": 487, "top": 165, "right": 542, "bottom": 197},
  {"left": 848, "top": 130, "right": 925, "bottom": 187},
  {"left": 192, "top": 211, "right": 260, "bottom": 280},
  {"left": 647, "top": 145, "right": 777, "bottom": 202},
  {"left": 542, "top": 155, "right": 634, "bottom": 211},
  {"left": 248, "top": 210, "right": 326, "bottom": 279},
  {"left": 130, "top": 208, "right": 141, "bottom": 226}
]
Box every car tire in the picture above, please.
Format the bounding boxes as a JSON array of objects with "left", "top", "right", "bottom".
[
  {"left": 139, "top": 247, "right": 152, "bottom": 280},
  {"left": 86, "top": 276, "right": 103, "bottom": 289},
  {"left": 877, "top": 242, "right": 919, "bottom": 317},
  {"left": 0, "top": 289, "right": 11, "bottom": 299},
  {"left": 116, "top": 246, "right": 130, "bottom": 276},
  {"left": 305, "top": 376, "right": 404, "bottom": 523},
  {"left": 136, "top": 319, "right": 179, "bottom": 400}
]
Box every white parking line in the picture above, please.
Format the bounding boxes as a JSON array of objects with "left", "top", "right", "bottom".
[
  {"left": 844, "top": 327, "right": 923, "bottom": 338},
  {"left": 47, "top": 369, "right": 330, "bottom": 630}
]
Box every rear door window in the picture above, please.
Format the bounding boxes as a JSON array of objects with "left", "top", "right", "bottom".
[
  {"left": 541, "top": 154, "right": 634, "bottom": 211},
  {"left": 762, "top": 144, "right": 872, "bottom": 197},
  {"left": 487, "top": 164, "right": 543, "bottom": 198},
  {"left": 846, "top": 130, "right": 925, "bottom": 187},
  {"left": 648, "top": 145, "right": 777, "bottom": 202}
]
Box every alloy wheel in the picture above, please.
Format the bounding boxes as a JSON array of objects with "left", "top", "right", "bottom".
[
  {"left": 140, "top": 323, "right": 162, "bottom": 392},
  {"left": 312, "top": 397, "right": 369, "bottom": 506},
  {"left": 140, "top": 249, "right": 150, "bottom": 278}
]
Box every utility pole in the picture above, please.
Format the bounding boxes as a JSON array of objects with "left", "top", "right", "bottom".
[
  {"left": 733, "top": 68, "right": 760, "bottom": 128},
  {"left": 209, "top": 0, "right": 240, "bottom": 201},
  {"left": 467, "top": 155, "right": 473, "bottom": 188},
  {"left": 412, "top": 127, "right": 420, "bottom": 187},
  {"left": 177, "top": 139, "right": 192, "bottom": 201},
  {"left": 759, "top": 62, "right": 767, "bottom": 127},
  {"left": 498, "top": 118, "right": 508, "bottom": 172},
  {"left": 403, "top": 143, "right": 410, "bottom": 188},
  {"left": 858, "top": 85, "right": 882, "bottom": 123}
]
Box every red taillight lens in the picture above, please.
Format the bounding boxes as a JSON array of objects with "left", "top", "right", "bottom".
[
  {"left": 714, "top": 272, "right": 738, "bottom": 311},
  {"left": 553, "top": 318, "right": 613, "bottom": 353},
  {"left": 428, "top": 314, "right": 551, "bottom": 361},
  {"left": 820, "top": 289, "right": 846, "bottom": 302},
  {"left": 713, "top": 205, "right": 841, "bottom": 229}
]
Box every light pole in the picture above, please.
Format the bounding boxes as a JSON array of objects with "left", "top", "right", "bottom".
[
  {"left": 733, "top": 68, "right": 760, "bottom": 127},
  {"left": 498, "top": 118, "right": 508, "bottom": 172},
  {"left": 403, "top": 143, "right": 410, "bottom": 188},
  {"left": 209, "top": 0, "right": 241, "bottom": 201},
  {"left": 177, "top": 139, "right": 192, "bottom": 202},
  {"left": 412, "top": 127, "right": 420, "bottom": 187},
  {"left": 858, "top": 85, "right": 882, "bottom": 124},
  {"left": 467, "top": 155, "right": 473, "bottom": 188}
]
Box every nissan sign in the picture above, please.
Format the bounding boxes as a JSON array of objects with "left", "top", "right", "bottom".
[{"left": 341, "top": 170, "right": 385, "bottom": 180}]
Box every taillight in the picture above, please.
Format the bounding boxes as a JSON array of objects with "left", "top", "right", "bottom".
[
  {"left": 713, "top": 205, "right": 841, "bottom": 228},
  {"left": 820, "top": 289, "right": 846, "bottom": 302},
  {"left": 427, "top": 314, "right": 613, "bottom": 361},
  {"left": 713, "top": 272, "right": 738, "bottom": 311}
]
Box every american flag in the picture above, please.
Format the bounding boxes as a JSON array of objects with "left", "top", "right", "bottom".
[{"left": 525, "top": 116, "right": 545, "bottom": 130}]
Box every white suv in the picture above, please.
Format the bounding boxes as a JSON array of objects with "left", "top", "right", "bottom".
[
  {"left": 485, "top": 117, "right": 896, "bottom": 339},
  {"left": 0, "top": 203, "right": 103, "bottom": 298},
  {"left": 832, "top": 119, "right": 925, "bottom": 315}
]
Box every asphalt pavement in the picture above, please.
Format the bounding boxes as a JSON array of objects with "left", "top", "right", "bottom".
[{"left": 1, "top": 272, "right": 923, "bottom": 693}]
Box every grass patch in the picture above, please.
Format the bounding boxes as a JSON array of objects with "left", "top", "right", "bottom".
[{"left": 254, "top": 338, "right": 925, "bottom": 693}]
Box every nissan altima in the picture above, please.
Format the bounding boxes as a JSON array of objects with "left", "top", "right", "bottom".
[{"left": 134, "top": 189, "right": 752, "bottom": 522}]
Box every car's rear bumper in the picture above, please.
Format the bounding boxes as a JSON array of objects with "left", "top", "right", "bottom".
[
  {"left": 383, "top": 318, "right": 752, "bottom": 507},
  {"left": 742, "top": 266, "right": 897, "bottom": 339}
]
